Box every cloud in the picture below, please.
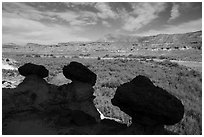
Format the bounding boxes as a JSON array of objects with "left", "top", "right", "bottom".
[
  {"left": 140, "top": 18, "right": 202, "bottom": 36},
  {"left": 2, "top": 2, "right": 201, "bottom": 44},
  {"left": 65, "top": 2, "right": 96, "bottom": 7},
  {"left": 2, "top": 17, "right": 90, "bottom": 45},
  {"left": 168, "top": 3, "right": 180, "bottom": 21},
  {"left": 65, "top": 2, "right": 118, "bottom": 20},
  {"left": 102, "top": 20, "right": 111, "bottom": 27},
  {"left": 47, "top": 10, "right": 98, "bottom": 26},
  {"left": 122, "top": 3, "right": 167, "bottom": 31},
  {"left": 2, "top": 2, "right": 99, "bottom": 45},
  {"left": 3, "top": 17, "right": 47, "bottom": 34},
  {"left": 3, "top": 2, "right": 98, "bottom": 27},
  {"left": 3, "top": 2, "right": 48, "bottom": 21},
  {"left": 95, "top": 3, "right": 118, "bottom": 19}
]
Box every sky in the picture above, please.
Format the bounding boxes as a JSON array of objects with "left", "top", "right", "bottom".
[{"left": 2, "top": 2, "right": 202, "bottom": 45}]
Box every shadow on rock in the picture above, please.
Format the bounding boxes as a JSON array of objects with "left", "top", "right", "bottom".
[{"left": 2, "top": 62, "right": 184, "bottom": 135}]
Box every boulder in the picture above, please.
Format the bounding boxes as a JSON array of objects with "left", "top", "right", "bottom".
[
  {"left": 111, "top": 75, "right": 184, "bottom": 126},
  {"left": 18, "top": 63, "right": 49, "bottom": 78},
  {"left": 63, "top": 62, "right": 97, "bottom": 86}
]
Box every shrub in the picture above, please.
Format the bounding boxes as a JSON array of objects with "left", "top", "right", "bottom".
[
  {"left": 71, "top": 55, "right": 79, "bottom": 58},
  {"left": 34, "top": 54, "right": 41, "bottom": 58},
  {"left": 160, "top": 59, "right": 179, "bottom": 67},
  {"left": 100, "top": 78, "right": 121, "bottom": 88}
]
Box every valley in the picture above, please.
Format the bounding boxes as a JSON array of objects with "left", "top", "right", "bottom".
[{"left": 2, "top": 30, "right": 202, "bottom": 135}]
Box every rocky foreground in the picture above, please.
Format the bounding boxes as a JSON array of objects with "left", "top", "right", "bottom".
[{"left": 2, "top": 61, "right": 184, "bottom": 135}]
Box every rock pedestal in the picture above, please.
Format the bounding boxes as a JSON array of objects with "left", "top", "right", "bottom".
[
  {"left": 16, "top": 75, "right": 50, "bottom": 108},
  {"left": 3, "top": 63, "right": 182, "bottom": 134},
  {"left": 62, "top": 62, "right": 100, "bottom": 123},
  {"left": 111, "top": 75, "right": 184, "bottom": 126},
  {"left": 12, "top": 63, "right": 50, "bottom": 110}
]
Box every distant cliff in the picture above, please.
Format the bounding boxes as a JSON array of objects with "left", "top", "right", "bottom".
[
  {"left": 3, "top": 31, "right": 202, "bottom": 53},
  {"left": 99, "top": 31, "right": 202, "bottom": 49}
]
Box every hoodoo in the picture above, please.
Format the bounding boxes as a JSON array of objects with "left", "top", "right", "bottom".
[
  {"left": 10, "top": 63, "right": 50, "bottom": 110},
  {"left": 111, "top": 75, "right": 184, "bottom": 126},
  {"left": 61, "top": 61, "right": 100, "bottom": 124}
]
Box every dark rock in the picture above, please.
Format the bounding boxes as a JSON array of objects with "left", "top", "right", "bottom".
[
  {"left": 111, "top": 75, "right": 184, "bottom": 126},
  {"left": 97, "top": 119, "right": 127, "bottom": 135},
  {"left": 120, "top": 123, "right": 168, "bottom": 135},
  {"left": 131, "top": 75, "right": 154, "bottom": 87},
  {"left": 63, "top": 62, "right": 97, "bottom": 85},
  {"left": 71, "top": 110, "right": 97, "bottom": 126},
  {"left": 57, "top": 82, "right": 101, "bottom": 122},
  {"left": 18, "top": 63, "right": 49, "bottom": 78},
  {"left": 55, "top": 115, "right": 72, "bottom": 127},
  {"left": 100, "top": 119, "right": 127, "bottom": 128}
]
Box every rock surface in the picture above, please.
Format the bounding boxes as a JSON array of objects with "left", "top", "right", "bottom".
[
  {"left": 111, "top": 75, "right": 184, "bottom": 126},
  {"left": 11, "top": 75, "right": 51, "bottom": 110},
  {"left": 63, "top": 62, "right": 97, "bottom": 85},
  {"left": 58, "top": 81, "right": 101, "bottom": 122},
  {"left": 2, "top": 63, "right": 181, "bottom": 135},
  {"left": 61, "top": 62, "right": 100, "bottom": 121},
  {"left": 18, "top": 63, "right": 49, "bottom": 78}
]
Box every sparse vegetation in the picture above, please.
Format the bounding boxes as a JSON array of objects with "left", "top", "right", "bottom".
[{"left": 2, "top": 52, "right": 202, "bottom": 134}]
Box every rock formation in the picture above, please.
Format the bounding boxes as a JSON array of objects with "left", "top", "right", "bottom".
[
  {"left": 2, "top": 62, "right": 183, "bottom": 135},
  {"left": 18, "top": 63, "right": 49, "bottom": 78},
  {"left": 61, "top": 61, "right": 100, "bottom": 123},
  {"left": 111, "top": 75, "right": 184, "bottom": 126},
  {"left": 3, "top": 63, "right": 51, "bottom": 114},
  {"left": 63, "top": 61, "right": 97, "bottom": 86}
]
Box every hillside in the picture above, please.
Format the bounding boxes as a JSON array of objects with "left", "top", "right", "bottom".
[
  {"left": 2, "top": 31, "right": 202, "bottom": 62},
  {"left": 3, "top": 31, "right": 202, "bottom": 50},
  {"left": 2, "top": 43, "right": 20, "bottom": 49},
  {"left": 98, "top": 33, "right": 140, "bottom": 43},
  {"left": 100, "top": 31, "right": 202, "bottom": 49}
]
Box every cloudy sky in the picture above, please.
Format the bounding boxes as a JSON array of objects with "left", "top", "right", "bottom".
[{"left": 2, "top": 2, "right": 202, "bottom": 45}]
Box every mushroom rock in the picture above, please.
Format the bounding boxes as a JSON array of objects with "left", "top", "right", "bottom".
[
  {"left": 18, "top": 63, "right": 49, "bottom": 78},
  {"left": 8, "top": 63, "right": 50, "bottom": 110},
  {"left": 62, "top": 62, "right": 100, "bottom": 122},
  {"left": 111, "top": 75, "right": 184, "bottom": 126},
  {"left": 63, "top": 62, "right": 97, "bottom": 86}
]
